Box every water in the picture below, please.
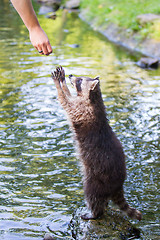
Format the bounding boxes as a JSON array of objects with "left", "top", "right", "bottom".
[{"left": 0, "top": 1, "right": 160, "bottom": 239}]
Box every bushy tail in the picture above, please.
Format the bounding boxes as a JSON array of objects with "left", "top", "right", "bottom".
[{"left": 112, "top": 188, "right": 142, "bottom": 221}]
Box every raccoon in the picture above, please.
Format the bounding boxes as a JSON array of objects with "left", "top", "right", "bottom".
[{"left": 51, "top": 66, "right": 142, "bottom": 221}]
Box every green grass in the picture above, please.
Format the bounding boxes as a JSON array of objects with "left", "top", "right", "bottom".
[{"left": 80, "top": 0, "right": 160, "bottom": 39}]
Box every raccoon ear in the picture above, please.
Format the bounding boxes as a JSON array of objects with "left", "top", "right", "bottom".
[{"left": 90, "top": 79, "right": 99, "bottom": 91}]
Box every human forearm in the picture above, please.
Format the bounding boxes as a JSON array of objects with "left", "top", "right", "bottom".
[
  {"left": 10, "top": 0, "right": 52, "bottom": 55},
  {"left": 10, "top": 0, "right": 40, "bottom": 31}
]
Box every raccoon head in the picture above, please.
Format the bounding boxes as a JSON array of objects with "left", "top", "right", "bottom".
[{"left": 69, "top": 75, "right": 100, "bottom": 99}]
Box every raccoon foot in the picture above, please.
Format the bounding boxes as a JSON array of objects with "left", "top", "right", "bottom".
[
  {"left": 81, "top": 212, "right": 103, "bottom": 220},
  {"left": 135, "top": 210, "right": 142, "bottom": 221},
  {"left": 81, "top": 213, "right": 96, "bottom": 220},
  {"left": 131, "top": 209, "right": 142, "bottom": 221},
  {"left": 125, "top": 207, "right": 142, "bottom": 221}
]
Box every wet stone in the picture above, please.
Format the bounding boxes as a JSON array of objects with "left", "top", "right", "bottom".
[
  {"left": 69, "top": 207, "right": 141, "bottom": 239},
  {"left": 43, "top": 233, "right": 55, "bottom": 240},
  {"left": 65, "top": 0, "right": 80, "bottom": 9},
  {"left": 37, "top": 0, "right": 61, "bottom": 11},
  {"left": 38, "top": 5, "right": 54, "bottom": 15},
  {"left": 68, "top": 43, "right": 80, "bottom": 48},
  {"left": 46, "top": 12, "right": 57, "bottom": 20},
  {"left": 137, "top": 57, "right": 159, "bottom": 69},
  {"left": 37, "top": 0, "right": 61, "bottom": 4},
  {"left": 136, "top": 13, "right": 160, "bottom": 25}
]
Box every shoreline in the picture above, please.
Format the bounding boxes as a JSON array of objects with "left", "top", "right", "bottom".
[
  {"left": 36, "top": 0, "right": 160, "bottom": 61},
  {"left": 79, "top": 9, "right": 160, "bottom": 60}
]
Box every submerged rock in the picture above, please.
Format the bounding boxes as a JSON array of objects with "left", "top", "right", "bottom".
[
  {"left": 136, "top": 13, "right": 160, "bottom": 25},
  {"left": 65, "top": 0, "right": 80, "bottom": 10},
  {"left": 67, "top": 43, "right": 80, "bottom": 48},
  {"left": 39, "top": 5, "right": 54, "bottom": 15},
  {"left": 37, "top": 0, "right": 61, "bottom": 11},
  {"left": 46, "top": 12, "right": 57, "bottom": 20},
  {"left": 43, "top": 233, "right": 55, "bottom": 240},
  {"left": 137, "top": 57, "right": 159, "bottom": 69},
  {"left": 69, "top": 207, "right": 141, "bottom": 239},
  {"left": 37, "top": 0, "right": 61, "bottom": 5}
]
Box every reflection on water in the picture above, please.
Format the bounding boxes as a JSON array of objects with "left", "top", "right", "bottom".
[{"left": 0, "top": 1, "right": 160, "bottom": 239}]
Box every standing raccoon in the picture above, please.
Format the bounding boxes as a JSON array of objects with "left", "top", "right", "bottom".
[{"left": 51, "top": 66, "right": 142, "bottom": 221}]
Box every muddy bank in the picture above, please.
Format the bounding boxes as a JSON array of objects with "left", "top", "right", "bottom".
[{"left": 80, "top": 10, "right": 160, "bottom": 60}]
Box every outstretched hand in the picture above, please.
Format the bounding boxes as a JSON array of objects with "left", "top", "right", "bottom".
[
  {"left": 10, "top": 0, "right": 53, "bottom": 56},
  {"left": 29, "top": 26, "right": 52, "bottom": 56}
]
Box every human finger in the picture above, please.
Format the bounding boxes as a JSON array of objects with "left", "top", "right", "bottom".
[
  {"left": 42, "top": 43, "right": 49, "bottom": 55},
  {"left": 35, "top": 45, "right": 44, "bottom": 55},
  {"left": 46, "top": 43, "right": 52, "bottom": 55},
  {"left": 38, "top": 50, "right": 44, "bottom": 54},
  {"left": 42, "top": 41, "right": 52, "bottom": 55}
]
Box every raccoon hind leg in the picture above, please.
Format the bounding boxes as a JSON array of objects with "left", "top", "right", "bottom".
[
  {"left": 81, "top": 196, "right": 105, "bottom": 220},
  {"left": 112, "top": 188, "right": 142, "bottom": 221}
]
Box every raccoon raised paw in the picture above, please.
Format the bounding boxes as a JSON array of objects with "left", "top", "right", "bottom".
[
  {"left": 52, "top": 66, "right": 65, "bottom": 83},
  {"left": 57, "top": 66, "right": 65, "bottom": 82},
  {"left": 51, "top": 68, "right": 60, "bottom": 83}
]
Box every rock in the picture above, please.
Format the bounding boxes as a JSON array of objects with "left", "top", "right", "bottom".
[
  {"left": 136, "top": 13, "right": 160, "bottom": 25},
  {"left": 43, "top": 233, "right": 55, "bottom": 240},
  {"left": 69, "top": 207, "right": 141, "bottom": 239},
  {"left": 65, "top": 0, "right": 80, "bottom": 9},
  {"left": 37, "top": 0, "right": 61, "bottom": 11},
  {"left": 68, "top": 44, "right": 80, "bottom": 48},
  {"left": 137, "top": 57, "right": 159, "bottom": 69},
  {"left": 37, "top": 0, "right": 61, "bottom": 5},
  {"left": 46, "top": 12, "right": 57, "bottom": 19},
  {"left": 39, "top": 5, "right": 54, "bottom": 15}
]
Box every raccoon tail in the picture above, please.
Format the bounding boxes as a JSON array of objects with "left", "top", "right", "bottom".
[{"left": 112, "top": 188, "right": 142, "bottom": 221}]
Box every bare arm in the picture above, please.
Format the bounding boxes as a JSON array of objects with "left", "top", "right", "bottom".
[{"left": 10, "top": 0, "right": 52, "bottom": 55}]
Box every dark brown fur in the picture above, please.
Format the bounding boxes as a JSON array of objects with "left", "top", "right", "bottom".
[{"left": 51, "top": 66, "right": 142, "bottom": 221}]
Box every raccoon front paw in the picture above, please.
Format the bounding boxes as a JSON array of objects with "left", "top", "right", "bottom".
[
  {"left": 57, "top": 66, "right": 65, "bottom": 82},
  {"left": 60, "top": 66, "right": 65, "bottom": 82},
  {"left": 51, "top": 68, "right": 60, "bottom": 83},
  {"left": 52, "top": 66, "right": 65, "bottom": 84}
]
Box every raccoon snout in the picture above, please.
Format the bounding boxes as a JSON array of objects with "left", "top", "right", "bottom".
[{"left": 69, "top": 74, "right": 73, "bottom": 79}]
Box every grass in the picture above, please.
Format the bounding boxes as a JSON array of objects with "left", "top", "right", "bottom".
[{"left": 80, "top": 0, "right": 160, "bottom": 40}]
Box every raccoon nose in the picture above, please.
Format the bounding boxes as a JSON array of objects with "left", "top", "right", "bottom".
[{"left": 69, "top": 74, "right": 73, "bottom": 78}]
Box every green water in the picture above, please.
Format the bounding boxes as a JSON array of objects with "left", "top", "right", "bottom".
[{"left": 0, "top": 1, "right": 160, "bottom": 239}]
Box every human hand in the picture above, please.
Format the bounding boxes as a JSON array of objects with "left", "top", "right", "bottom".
[{"left": 29, "top": 26, "right": 52, "bottom": 55}]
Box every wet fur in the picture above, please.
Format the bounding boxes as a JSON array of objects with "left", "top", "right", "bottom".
[{"left": 51, "top": 66, "right": 142, "bottom": 221}]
